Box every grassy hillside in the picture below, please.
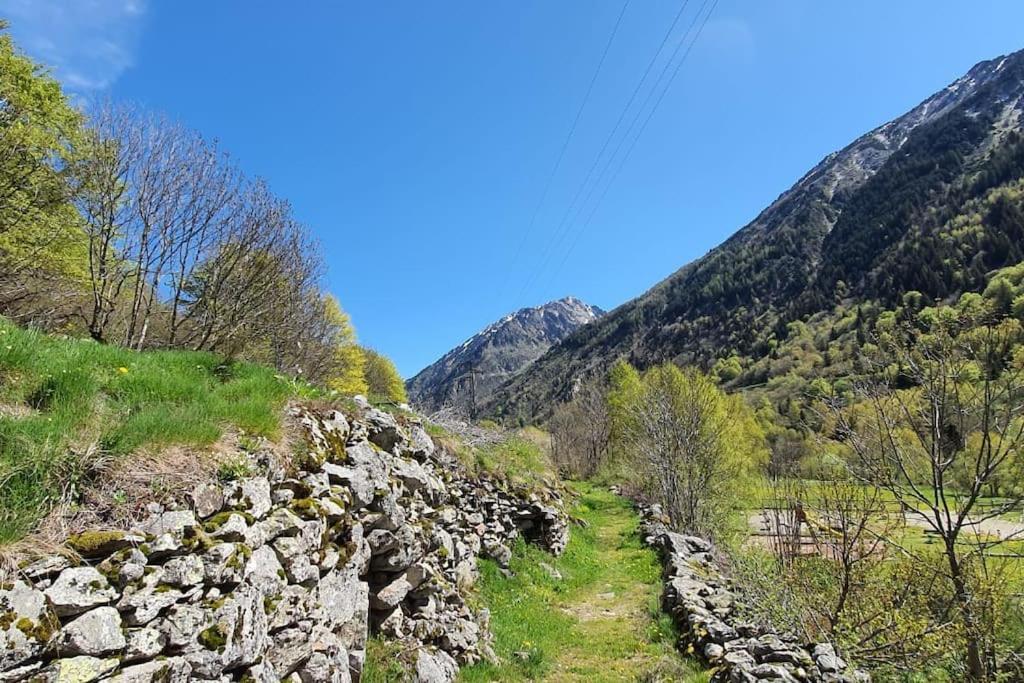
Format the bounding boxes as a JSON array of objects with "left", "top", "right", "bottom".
[{"left": 0, "top": 317, "right": 294, "bottom": 543}]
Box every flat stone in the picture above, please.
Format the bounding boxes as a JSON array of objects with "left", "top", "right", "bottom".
[
  {"left": 55, "top": 606, "right": 125, "bottom": 656},
  {"left": 161, "top": 554, "right": 206, "bottom": 587},
  {"left": 140, "top": 510, "right": 197, "bottom": 537},
  {"left": 124, "top": 626, "right": 166, "bottom": 661},
  {"left": 105, "top": 657, "right": 192, "bottom": 682},
  {"left": 46, "top": 655, "right": 119, "bottom": 682},
  {"left": 45, "top": 567, "right": 117, "bottom": 617}
]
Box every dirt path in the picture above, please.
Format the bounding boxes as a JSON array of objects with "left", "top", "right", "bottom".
[{"left": 460, "top": 483, "right": 707, "bottom": 683}]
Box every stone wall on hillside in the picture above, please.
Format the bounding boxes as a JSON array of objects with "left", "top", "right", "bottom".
[
  {"left": 636, "top": 502, "right": 869, "bottom": 683},
  {"left": 0, "top": 400, "right": 568, "bottom": 683}
]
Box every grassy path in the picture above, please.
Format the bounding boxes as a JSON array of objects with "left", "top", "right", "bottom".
[{"left": 460, "top": 482, "right": 708, "bottom": 682}]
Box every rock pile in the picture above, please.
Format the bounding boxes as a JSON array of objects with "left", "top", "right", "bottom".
[
  {"left": 638, "top": 504, "right": 869, "bottom": 683},
  {"left": 0, "top": 400, "right": 568, "bottom": 682}
]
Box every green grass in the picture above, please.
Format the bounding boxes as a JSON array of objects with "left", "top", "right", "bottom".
[
  {"left": 0, "top": 318, "right": 293, "bottom": 542},
  {"left": 361, "top": 637, "right": 410, "bottom": 683},
  {"left": 458, "top": 482, "right": 709, "bottom": 682}
]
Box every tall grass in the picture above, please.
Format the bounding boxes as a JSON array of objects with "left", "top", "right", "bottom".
[{"left": 0, "top": 318, "right": 292, "bottom": 542}]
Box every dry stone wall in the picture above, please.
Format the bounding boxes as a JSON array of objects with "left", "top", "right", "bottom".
[
  {"left": 637, "top": 502, "right": 869, "bottom": 683},
  {"left": 0, "top": 399, "right": 568, "bottom": 683}
]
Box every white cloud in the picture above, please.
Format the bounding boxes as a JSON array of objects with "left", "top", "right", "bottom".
[{"left": 0, "top": 0, "right": 147, "bottom": 91}]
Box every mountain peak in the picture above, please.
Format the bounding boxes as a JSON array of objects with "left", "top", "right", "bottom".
[{"left": 406, "top": 297, "right": 603, "bottom": 415}]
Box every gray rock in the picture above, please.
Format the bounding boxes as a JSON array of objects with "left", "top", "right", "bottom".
[
  {"left": 214, "top": 585, "right": 268, "bottom": 669},
  {"left": 364, "top": 409, "right": 404, "bottom": 453},
  {"left": 20, "top": 556, "right": 71, "bottom": 581},
  {"left": 124, "top": 626, "right": 166, "bottom": 662},
  {"left": 145, "top": 532, "right": 184, "bottom": 560},
  {"left": 414, "top": 648, "right": 458, "bottom": 683},
  {"left": 105, "top": 657, "right": 192, "bottom": 682},
  {"left": 408, "top": 425, "right": 436, "bottom": 460},
  {"left": 256, "top": 507, "right": 304, "bottom": 543},
  {"left": 0, "top": 661, "right": 44, "bottom": 682},
  {"left": 191, "top": 482, "right": 225, "bottom": 519},
  {"left": 46, "top": 655, "right": 119, "bottom": 682},
  {"left": 813, "top": 642, "right": 846, "bottom": 673},
  {"left": 161, "top": 554, "right": 206, "bottom": 587},
  {"left": 345, "top": 442, "right": 388, "bottom": 490},
  {"left": 369, "top": 574, "right": 411, "bottom": 610},
  {"left": 118, "top": 583, "right": 184, "bottom": 626},
  {"left": 140, "top": 510, "right": 197, "bottom": 537},
  {"left": 45, "top": 567, "right": 117, "bottom": 617},
  {"left": 0, "top": 581, "right": 57, "bottom": 669},
  {"left": 244, "top": 545, "right": 287, "bottom": 596},
  {"left": 227, "top": 478, "right": 273, "bottom": 519},
  {"left": 201, "top": 543, "right": 246, "bottom": 585},
  {"left": 207, "top": 512, "right": 249, "bottom": 542},
  {"left": 322, "top": 463, "right": 374, "bottom": 508},
  {"left": 748, "top": 663, "right": 799, "bottom": 681},
  {"left": 160, "top": 603, "right": 209, "bottom": 649},
  {"left": 54, "top": 607, "right": 126, "bottom": 656},
  {"left": 390, "top": 458, "right": 432, "bottom": 493}
]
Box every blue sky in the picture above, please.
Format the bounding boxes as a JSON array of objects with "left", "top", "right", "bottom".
[{"left": 4, "top": 1, "right": 1024, "bottom": 377}]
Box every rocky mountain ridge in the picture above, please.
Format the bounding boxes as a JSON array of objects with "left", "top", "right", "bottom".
[
  {"left": 406, "top": 296, "right": 603, "bottom": 416},
  {"left": 485, "top": 48, "right": 1024, "bottom": 423}
]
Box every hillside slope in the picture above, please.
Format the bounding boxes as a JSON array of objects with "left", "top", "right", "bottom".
[
  {"left": 406, "top": 297, "right": 602, "bottom": 415},
  {"left": 487, "top": 49, "right": 1024, "bottom": 423}
]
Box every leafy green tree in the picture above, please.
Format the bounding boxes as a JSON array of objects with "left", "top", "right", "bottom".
[
  {"left": 607, "top": 361, "right": 766, "bottom": 537},
  {"left": 0, "top": 21, "right": 88, "bottom": 306},
  {"left": 363, "top": 348, "right": 407, "bottom": 403},
  {"left": 323, "top": 295, "right": 368, "bottom": 396}
]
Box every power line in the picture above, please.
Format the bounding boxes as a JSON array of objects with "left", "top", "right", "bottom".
[
  {"left": 517, "top": 0, "right": 692, "bottom": 303},
  {"left": 548, "top": 0, "right": 719, "bottom": 286},
  {"left": 498, "top": 0, "right": 631, "bottom": 299},
  {"left": 551, "top": 0, "right": 713, "bottom": 263}
]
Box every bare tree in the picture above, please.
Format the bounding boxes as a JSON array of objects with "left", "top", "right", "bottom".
[
  {"left": 549, "top": 381, "right": 611, "bottom": 478},
  {"left": 74, "top": 105, "right": 140, "bottom": 342},
  {"left": 832, "top": 317, "right": 1024, "bottom": 680}
]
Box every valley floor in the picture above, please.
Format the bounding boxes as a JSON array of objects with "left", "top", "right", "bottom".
[{"left": 458, "top": 482, "right": 708, "bottom": 682}]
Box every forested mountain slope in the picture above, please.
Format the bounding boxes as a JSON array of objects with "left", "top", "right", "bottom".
[
  {"left": 406, "top": 297, "right": 602, "bottom": 415},
  {"left": 487, "top": 48, "right": 1024, "bottom": 423}
]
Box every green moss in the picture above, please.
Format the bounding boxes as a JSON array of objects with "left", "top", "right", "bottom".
[
  {"left": 289, "top": 498, "right": 322, "bottom": 520},
  {"left": 226, "top": 543, "right": 252, "bottom": 571},
  {"left": 14, "top": 611, "right": 57, "bottom": 643},
  {"left": 182, "top": 526, "right": 216, "bottom": 552},
  {"left": 202, "top": 511, "right": 253, "bottom": 533},
  {"left": 263, "top": 595, "right": 281, "bottom": 614},
  {"left": 67, "top": 530, "right": 129, "bottom": 557},
  {"left": 198, "top": 624, "right": 228, "bottom": 652}
]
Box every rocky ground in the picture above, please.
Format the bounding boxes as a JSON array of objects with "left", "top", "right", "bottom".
[{"left": 0, "top": 399, "right": 569, "bottom": 682}]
